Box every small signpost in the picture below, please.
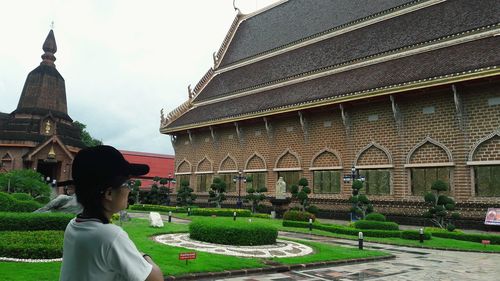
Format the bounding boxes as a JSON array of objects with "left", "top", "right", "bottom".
[
  {"left": 179, "top": 252, "right": 196, "bottom": 265},
  {"left": 481, "top": 240, "right": 490, "bottom": 247}
]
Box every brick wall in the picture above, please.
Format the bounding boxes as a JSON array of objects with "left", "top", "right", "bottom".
[{"left": 170, "top": 79, "right": 500, "bottom": 218}]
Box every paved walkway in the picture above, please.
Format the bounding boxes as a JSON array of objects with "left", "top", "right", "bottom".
[{"left": 205, "top": 232, "right": 500, "bottom": 281}]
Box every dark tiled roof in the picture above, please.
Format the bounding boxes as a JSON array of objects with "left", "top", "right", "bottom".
[
  {"left": 11, "top": 107, "right": 72, "bottom": 121},
  {"left": 219, "top": 0, "right": 414, "bottom": 66},
  {"left": 0, "top": 112, "right": 9, "bottom": 119},
  {"left": 198, "top": 0, "right": 500, "bottom": 102},
  {"left": 167, "top": 37, "right": 500, "bottom": 129},
  {"left": 16, "top": 64, "right": 69, "bottom": 117}
]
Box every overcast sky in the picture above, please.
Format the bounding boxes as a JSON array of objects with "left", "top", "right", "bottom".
[{"left": 0, "top": 0, "right": 279, "bottom": 155}]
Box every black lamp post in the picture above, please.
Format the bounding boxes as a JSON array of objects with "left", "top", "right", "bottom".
[{"left": 233, "top": 170, "right": 246, "bottom": 208}]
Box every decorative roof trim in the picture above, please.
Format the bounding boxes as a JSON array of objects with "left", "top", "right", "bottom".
[
  {"left": 216, "top": 0, "right": 442, "bottom": 74},
  {"left": 197, "top": 26, "right": 500, "bottom": 107},
  {"left": 174, "top": 172, "right": 191, "bottom": 175},
  {"left": 24, "top": 135, "right": 74, "bottom": 161},
  {"left": 218, "top": 154, "right": 238, "bottom": 172},
  {"left": 244, "top": 152, "right": 267, "bottom": 171},
  {"left": 161, "top": 66, "right": 500, "bottom": 133},
  {"left": 406, "top": 136, "right": 453, "bottom": 164},
  {"left": 354, "top": 142, "right": 393, "bottom": 166},
  {"left": 213, "top": 0, "right": 288, "bottom": 70},
  {"left": 310, "top": 147, "right": 343, "bottom": 168},
  {"left": 175, "top": 158, "right": 192, "bottom": 174},
  {"left": 468, "top": 129, "right": 500, "bottom": 161}
]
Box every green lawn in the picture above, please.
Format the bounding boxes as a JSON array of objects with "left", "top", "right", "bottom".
[{"left": 0, "top": 216, "right": 388, "bottom": 280}]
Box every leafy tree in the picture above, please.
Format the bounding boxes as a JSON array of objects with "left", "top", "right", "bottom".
[
  {"left": 177, "top": 179, "right": 196, "bottom": 206},
  {"left": 244, "top": 176, "right": 267, "bottom": 213},
  {"left": 290, "top": 178, "right": 311, "bottom": 212},
  {"left": 208, "top": 177, "right": 226, "bottom": 208},
  {"left": 73, "top": 121, "right": 103, "bottom": 147},
  {"left": 0, "top": 169, "right": 51, "bottom": 198},
  {"left": 423, "top": 179, "right": 459, "bottom": 230},
  {"left": 348, "top": 179, "right": 373, "bottom": 220}
]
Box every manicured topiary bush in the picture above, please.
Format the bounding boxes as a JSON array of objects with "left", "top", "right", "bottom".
[
  {"left": 11, "top": 193, "right": 33, "bottom": 201},
  {"left": 354, "top": 220, "right": 399, "bottom": 231},
  {"left": 189, "top": 218, "right": 277, "bottom": 246},
  {"left": 283, "top": 210, "right": 315, "bottom": 222},
  {"left": 401, "top": 230, "right": 431, "bottom": 240},
  {"left": 0, "top": 192, "right": 42, "bottom": 212},
  {"left": 190, "top": 208, "right": 251, "bottom": 217},
  {"left": 0, "top": 192, "right": 15, "bottom": 211},
  {"left": 0, "top": 230, "right": 63, "bottom": 259},
  {"left": 129, "top": 204, "right": 192, "bottom": 213},
  {"left": 0, "top": 212, "right": 74, "bottom": 231},
  {"left": 365, "top": 213, "right": 386, "bottom": 222}
]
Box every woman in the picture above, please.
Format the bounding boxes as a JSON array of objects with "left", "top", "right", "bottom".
[{"left": 59, "top": 145, "right": 164, "bottom": 281}]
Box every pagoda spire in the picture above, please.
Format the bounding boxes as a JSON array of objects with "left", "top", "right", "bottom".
[{"left": 41, "top": 29, "right": 57, "bottom": 67}]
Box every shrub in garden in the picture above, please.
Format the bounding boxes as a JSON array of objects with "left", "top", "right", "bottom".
[
  {"left": 0, "top": 169, "right": 51, "bottom": 198},
  {"left": 34, "top": 195, "right": 50, "bottom": 204},
  {"left": 283, "top": 210, "right": 315, "bottom": 222},
  {"left": 129, "top": 204, "right": 191, "bottom": 213},
  {"left": 189, "top": 218, "right": 277, "bottom": 245},
  {"left": 0, "top": 212, "right": 74, "bottom": 231},
  {"left": 365, "top": 212, "right": 386, "bottom": 222},
  {"left": 0, "top": 192, "right": 41, "bottom": 212},
  {"left": 0, "top": 230, "right": 64, "bottom": 259},
  {"left": 349, "top": 180, "right": 373, "bottom": 220},
  {"left": 354, "top": 220, "right": 399, "bottom": 231},
  {"left": 176, "top": 179, "right": 196, "bottom": 206},
  {"left": 290, "top": 178, "right": 311, "bottom": 212},
  {"left": 428, "top": 230, "right": 500, "bottom": 245},
  {"left": 423, "top": 179, "right": 459, "bottom": 230},
  {"left": 401, "top": 230, "right": 432, "bottom": 240},
  {"left": 11, "top": 192, "right": 33, "bottom": 201},
  {"left": 244, "top": 179, "right": 268, "bottom": 213},
  {"left": 190, "top": 208, "right": 251, "bottom": 217},
  {"left": 208, "top": 177, "right": 226, "bottom": 208}
]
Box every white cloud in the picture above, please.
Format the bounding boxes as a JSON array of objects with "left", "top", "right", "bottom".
[{"left": 0, "top": 0, "right": 279, "bottom": 154}]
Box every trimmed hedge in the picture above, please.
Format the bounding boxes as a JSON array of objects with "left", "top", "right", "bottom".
[
  {"left": 0, "top": 230, "right": 63, "bottom": 259},
  {"left": 11, "top": 193, "right": 33, "bottom": 201},
  {"left": 129, "top": 204, "right": 191, "bottom": 213},
  {"left": 283, "top": 210, "right": 315, "bottom": 222},
  {"left": 190, "top": 208, "right": 252, "bottom": 217},
  {"left": 401, "top": 230, "right": 432, "bottom": 240},
  {"left": 252, "top": 213, "right": 271, "bottom": 219},
  {"left": 0, "top": 212, "right": 74, "bottom": 231},
  {"left": 189, "top": 218, "right": 277, "bottom": 245},
  {"left": 430, "top": 231, "right": 500, "bottom": 245},
  {"left": 0, "top": 192, "right": 42, "bottom": 212},
  {"left": 354, "top": 220, "right": 399, "bottom": 231},
  {"left": 283, "top": 220, "right": 407, "bottom": 239},
  {"left": 365, "top": 213, "right": 386, "bottom": 222}
]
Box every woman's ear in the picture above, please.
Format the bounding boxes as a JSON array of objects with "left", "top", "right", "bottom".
[{"left": 103, "top": 187, "right": 114, "bottom": 201}]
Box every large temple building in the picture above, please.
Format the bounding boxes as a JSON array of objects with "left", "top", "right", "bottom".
[
  {"left": 161, "top": 0, "right": 500, "bottom": 225},
  {"left": 0, "top": 29, "right": 86, "bottom": 187}
]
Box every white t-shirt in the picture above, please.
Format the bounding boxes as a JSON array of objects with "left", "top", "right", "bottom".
[{"left": 59, "top": 218, "right": 152, "bottom": 281}]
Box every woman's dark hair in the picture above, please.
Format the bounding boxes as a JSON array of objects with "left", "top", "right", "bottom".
[{"left": 75, "top": 176, "right": 128, "bottom": 224}]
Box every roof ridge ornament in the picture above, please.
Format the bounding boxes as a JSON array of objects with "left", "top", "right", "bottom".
[{"left": 41, "top": 26, "right": 57, "bottom": 67}]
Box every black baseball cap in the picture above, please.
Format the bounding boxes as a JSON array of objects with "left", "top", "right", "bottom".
[{"left": 71, "top": 145, "right": 149, "bottom": 187}]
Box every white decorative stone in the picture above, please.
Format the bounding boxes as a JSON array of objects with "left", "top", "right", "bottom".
[{"left": 149, "top": 212, "right": 164, "bottom": 228}]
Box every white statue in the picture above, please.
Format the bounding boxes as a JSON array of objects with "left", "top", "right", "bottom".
[{"left": 275, "top": 177, "right": 287, "bottom": 199}]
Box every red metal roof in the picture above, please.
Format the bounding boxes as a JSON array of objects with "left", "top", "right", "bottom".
[{"left": 120, "top": 150, "right": 175, "bottom": 185}]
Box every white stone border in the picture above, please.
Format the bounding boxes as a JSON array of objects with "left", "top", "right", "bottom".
[
  {"left": 153, "top": 233, "right": 313, "bottom": 258},
  {"left": 0, "top": 257, "right": 62, "bottom": 263}
]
